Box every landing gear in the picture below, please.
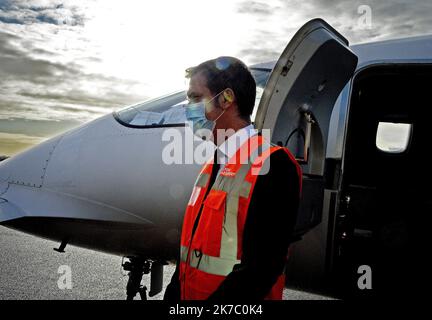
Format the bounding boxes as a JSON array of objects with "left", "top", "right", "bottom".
[
  {"left": 122, "top": 257, "right": 149, "bottom": 300},
  {"left": 122, "top": 257, "right": 164, "bottom": 300}
]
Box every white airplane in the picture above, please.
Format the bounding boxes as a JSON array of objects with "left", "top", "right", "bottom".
[{"left": 1, "top": 18, "right": 430, "bottom": 299}]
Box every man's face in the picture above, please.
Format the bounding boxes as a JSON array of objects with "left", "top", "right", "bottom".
[{"left": 187, "top": 72, "right": 221, "bottom": 120}]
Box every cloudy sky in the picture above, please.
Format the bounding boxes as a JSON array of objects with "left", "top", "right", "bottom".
[{"left": 1, "top": 0, "right": 431, "bottom": 155}]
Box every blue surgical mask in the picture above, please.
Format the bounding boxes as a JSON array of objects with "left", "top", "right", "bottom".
[
  {"left": 185, "top": 90, "right": 226, "bottom": 135},
  {"left": 185, "top": 101, "right": 214, "bottom": 133}
]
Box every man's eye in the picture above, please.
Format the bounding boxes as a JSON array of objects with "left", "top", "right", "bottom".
[{"left": 188, "top": 97, "right": 200, "bottom": 104}]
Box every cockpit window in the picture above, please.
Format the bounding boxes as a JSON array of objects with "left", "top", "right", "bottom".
[
  {"left": 114, "top": 91, "right": 188, "bottom": 127},
  {"left": 114, "top": 68, "right": 270, "bottom": 128}
]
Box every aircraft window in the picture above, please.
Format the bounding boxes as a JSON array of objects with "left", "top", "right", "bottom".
[
  {"left": 114, "top": 91, "right": 188, "bottom": 128},
  {"left": 376, "top": 122, "right": 412, "bottom": 153},
  {"left": 114, "top": 69, "right": 271, "bottom": 128}
]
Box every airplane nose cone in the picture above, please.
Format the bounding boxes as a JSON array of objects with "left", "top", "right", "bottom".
[{"left": 0, "top": 135, "right": 63, "bottom": 189}]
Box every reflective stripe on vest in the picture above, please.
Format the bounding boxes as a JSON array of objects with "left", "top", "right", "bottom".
[{"left": 180, "top": 245, "right": 240, "bottom": 276}]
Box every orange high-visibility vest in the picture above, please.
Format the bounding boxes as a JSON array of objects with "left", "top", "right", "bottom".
[{"left": 179, "top": 134, "right": 302, "bottom": 300}]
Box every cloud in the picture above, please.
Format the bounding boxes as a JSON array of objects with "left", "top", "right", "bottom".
[
  {"left": 0, "top": 114, "right": 83, "bottom": 157},
  {"left": 235, "top": 0, "right": 432, "bottom": 61},
  {"left": 0, "top": 131, "right": 46, "bottom": 144},
  {"left": 237, "top": 41, "right": 283, "bottom": 64},
  {"left": 0, "top": 117, "right": 81, "bottom": 138},
  {"left": 17, "top": 86, "right": 143, "bottom": 110},
  {"left": 0, "top": 0, "right": 86, "bottom": 26},
  {"left": 0, "top": 17, "right": 149, "bottom": 157},
  {"left": 0, "top": 131, "right": 47, "bottom": 156},
  {"left": 236, "top": 1, "right": 279, "bottom": 16},
  {"left": 0, "top": 52, "right": 78, "bottom": 86},
  {"left": 0, "top": 28, "right": 148, "bottom": 125},
  {"left": 1, "top": 0, "right": 431, "bottom": 157}
]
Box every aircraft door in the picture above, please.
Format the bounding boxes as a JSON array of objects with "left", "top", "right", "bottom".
[
  {"left": 255, "top": 18, "right": 358, "bottom": 236},
  {"left": 254, "top": 19, "right": 358, "bottom": 293}
]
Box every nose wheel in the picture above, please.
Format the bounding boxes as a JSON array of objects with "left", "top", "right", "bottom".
[
  {"left": 122, "top": 257, "right": 164, "bottom": 300},
  {"left": 122, "top": 257, "right": 149, "bottom": 300}
]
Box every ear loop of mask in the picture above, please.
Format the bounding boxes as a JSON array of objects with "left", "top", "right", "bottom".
[
  {"left": 213, "top": 107, "right": 225, "bottom": 122},
  {"left": 205, "top": 89, "right": 228, "bottom": 123}
]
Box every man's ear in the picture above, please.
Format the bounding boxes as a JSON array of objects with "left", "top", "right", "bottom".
[{"left": 222, "top": 88, "right": 235, "bottom": 108}]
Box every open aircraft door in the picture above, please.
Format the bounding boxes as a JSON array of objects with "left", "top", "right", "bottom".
[{"left": 254, "top": 19, "right": 358, "bottom": 293}]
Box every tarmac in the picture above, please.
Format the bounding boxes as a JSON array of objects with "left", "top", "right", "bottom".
[{"left": 0, "top": 225, "right": 332, "bottom": 300}]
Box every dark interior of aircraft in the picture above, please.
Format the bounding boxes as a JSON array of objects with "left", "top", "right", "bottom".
[{"left": 335, "top": 64, "right": 432, "bottom": 298}]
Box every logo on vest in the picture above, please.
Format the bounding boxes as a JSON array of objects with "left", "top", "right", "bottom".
[{"left": 220, "top": 167, "right": 236, "bottom": 177}]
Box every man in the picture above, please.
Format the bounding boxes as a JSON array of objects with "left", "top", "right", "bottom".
[{"left": 164, "top": 56, "right": 302, "bottom": 300}]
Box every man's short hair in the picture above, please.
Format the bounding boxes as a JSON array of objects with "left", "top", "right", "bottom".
[{"left": 186, "top": 56, "right": 256, "bottom": 120}]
